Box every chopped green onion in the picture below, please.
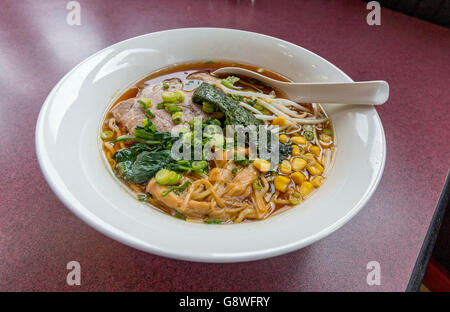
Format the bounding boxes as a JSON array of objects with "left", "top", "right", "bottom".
[
  {"left": 221, "top": 76, "right": 240, "bottom": 89},
  {"left": 115, "top": 162, "right": 128, "bottom": 178},
  {"left": 202, "top": 101, "right": 215, "bottom": 113},
  {"left": 111, "top": 136, "right": 136, "bottom": 143},
  {"left": 172, "top": 111, "right": 183, "bottom": 124},
  {"left": 142, "top": 118, "right": 157, "bottom": 132},
  {"left": 252, "top": 180, "right": 262, "bottom": 191},
  {"left": 165, "top": 103, "right": 182, "bottom": 114},
  {"left": 303, "top": 125, "right": 313, "bottom": 132},
  {"left": 175, "top": 90, "right": 185, "bottom": 102},
  {"left": 155, "top": 170, "right": 182, "bottom": 186},
  {"left": 205, "top": 219, "right": 222, "bottom": 224},
  {"left": 191, "top": 160, "right": 208, "bottom": 171},
  {"left": 162, "top": 181, "right": 191, "bottom": 197},
  {"left": 137, "top": 98, "right": 152, "bottom": 108},
  {"left": 289, "top": 192, "right": 302, "bottom": 205},
  {"left": 155, "top": 169, "right": 171, "bottom": 185},
  {"left": 232, "top": 167, "right": 238, "bottom": 174},
  {"left": 254, "top": 104, "right": 264, "bottom": 111},
  {"left": 101, "top": 130, "right": 114, "bottom": 140},
  {"left": 157, "top": 102, "right": 165, "bottom": 109},
  {"left": 303, "top": 130, "right": 314, "bottom": 141},
  {"left": 139, "top": 98, "right": 155, "bottom": 118},
  {"left": 322, "top": 128, "right": 333, "bottom": 136},
  {"left": 162, "top": 82, "right": 169, "bottom": 89},
  {"left": 167, "top": 171, "right": 181, "bottom": 185},
  {"left": 162, "top": 91, "right": 178, "bottom": 103}
]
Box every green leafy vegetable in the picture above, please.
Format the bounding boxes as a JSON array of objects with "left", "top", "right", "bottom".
[
  {"left": 246, "top": 98, "right": 257, "bottom": 106},
  {"left": 173, "top": 210, "right": 187, "bottom": 220},
  {"left": 127, "top": 150, "right": 175, "bottom": 184},
  {"left": 205, "top": 219, "right": 222, "bottom": 224},
  {"left": 137, "top": 193, "right": 150, "bottom": 202},
  {"left": 161, "top": 181, "right": 191, "bottom": 197}
]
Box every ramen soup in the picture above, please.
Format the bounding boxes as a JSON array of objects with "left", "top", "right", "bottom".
[{"left": 101, "top": 61, "right": 335, "bottom": 224}]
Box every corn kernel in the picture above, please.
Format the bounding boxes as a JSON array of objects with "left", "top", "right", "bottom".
[
  {"left": 300, "top": 181, "right": 314, "bottom": 197},
  {"left": 279, "top": 134, "right": 289, "bottom": 143},
  {"left": 312, "top": 176, "right": 325, "bottom": 187},
  {"left": 272, "top": 116, "right": 287, "bottom": 126},
  {"left": 291, "top": 172, "right": 306, "bottom": 185},
  {"left": 253, "top": 158, "right": 271, "bottom": 173},
  {"left": 274, "top": 175, "right": 291, "bottom": 193},
  {"left": 307, "top": 163, "right": 324, "bottom": 176},
  {"left": 291, "top": 136, "right": 306, "bottom": 145},
  {"left": 279, "top": 160, "right": 291, "bottom": 174},
  {"left": 310, "top": 145, "right": 321, "bottom": 156},
  {"left": 291, "top": 145, "right": 301, "bottom": 156},
  {"left": 292, "top": 158, "right": 307, "bottom": 171},
  {"left": 303, "top": 153, "right": 315, "bottom": 161}
]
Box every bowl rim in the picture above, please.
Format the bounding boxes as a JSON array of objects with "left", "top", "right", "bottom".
[{"left": 35, "top": 27, "right": 386, "bottom": 262}]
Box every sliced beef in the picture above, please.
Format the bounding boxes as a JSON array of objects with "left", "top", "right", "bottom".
[
  {"left": 111, "top": 77, "right": 209, "bottom": 134},
  {"left": 187, "top": 72, "right": 222, "bottom": 88},
  {"left": 110, "top": 98, "right": 146, "bottom": 135}
]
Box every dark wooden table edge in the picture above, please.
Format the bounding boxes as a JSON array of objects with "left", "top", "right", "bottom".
[{"left": 406, "top": 170, "right": 450, "bottom": 292}]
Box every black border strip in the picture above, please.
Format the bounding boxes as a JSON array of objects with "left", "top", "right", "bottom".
[{"left": 406, "top": 171, "right": 450, "bottom": 291}]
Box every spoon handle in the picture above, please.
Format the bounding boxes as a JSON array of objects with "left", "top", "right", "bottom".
[{"left": 282, "top": 81, "right": 389, "bottom": 105}]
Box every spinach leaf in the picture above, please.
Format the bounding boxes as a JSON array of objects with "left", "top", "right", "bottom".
[
  {"left": 113, "top": 143, "right": 152, "bottom": 162},
  {"left": 128, "top": 150, "right": 175, "bottom": 184}
]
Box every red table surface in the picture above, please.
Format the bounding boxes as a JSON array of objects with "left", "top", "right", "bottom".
[{"left": 0, "top": 0, "right": 449, "bottom": 292}]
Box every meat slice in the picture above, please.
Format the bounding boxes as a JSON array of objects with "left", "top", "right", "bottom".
[
  {"left": 111, "top": 77, "right": 209, "bottom": 134},
  {"left": 110, "top": 98, "right": 146, "bottom": 135},
  {"left": 187, "top": 72, "right": 222, "bottom": 88}
]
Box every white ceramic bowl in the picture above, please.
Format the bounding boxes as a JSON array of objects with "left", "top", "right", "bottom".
[{"left": 36, "top": 28, "right": 386, "bottom": 262}]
